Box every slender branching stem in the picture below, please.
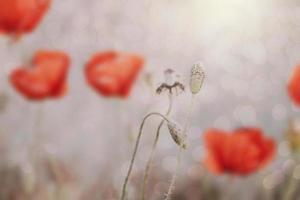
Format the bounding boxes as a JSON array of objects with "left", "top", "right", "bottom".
[
  {"left": 120, "top": 112, "right": 170, "bottom": 200},
  {"left": 164, "top": 94, "right": 196, "bottom": 200},
  {"left": 141, "top": 94, "right": 173, "bottom": 200}
]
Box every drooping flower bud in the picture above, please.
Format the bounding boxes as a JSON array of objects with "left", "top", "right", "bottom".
[
  {"left": 167, "top": 122, "right": 187, "bottom": 149},
  {"left": 190, "top": 63, "right": 205, "bottom": 95}
]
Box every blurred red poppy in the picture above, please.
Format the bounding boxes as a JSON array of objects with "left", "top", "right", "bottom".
[
  {"left": 85, "top": 51, "right": 144, "bottom": 98},
  {"left": 10, "top": 50, "right": 70, "bottom": 100},
  {"left": 203, "top": 127, "right": 276, "bottom": 175},
  {"left": 0, "top": 0, "right": 51, "bottom": 38},
  {"left": 288, "top": 65, "right": 300, "bottom": 106}
]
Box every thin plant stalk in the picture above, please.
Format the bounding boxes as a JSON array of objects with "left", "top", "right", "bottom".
[
  {"left": 202, "top": 172, "right": 212, "bottom": 199},
  {"left": 30, "top": 103, "right": 45, "bottom": 160},
  {"left": 222, "top": 176, "right": 235, "bottom": 200},
  {"left": 164, "top": 146, "right": 183, "bottom": 200},
  {"left": 283, "top": 174, "right": 299, "bottom": 200},
  {"left": 164, "top": 94, "right": 196, "bottom": 200},
  {"left": 264, "top": 189, "right": 273, "bottom": 200},
  {"left": 283, "top": 155, "right": 299, "bottom": 200},
  {"left": 120, "top": 112, "right": 170, "bottom": 200},
  {"left": 141, "top": 94, "right": 173, "bottom": 200}
]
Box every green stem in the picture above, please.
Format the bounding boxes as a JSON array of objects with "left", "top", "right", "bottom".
[
  {"left": 141, "top": 94, "right": 173, "bottom": 200},
  {"left": 120, "top": 112, "right": 170, "bottom": 200}
]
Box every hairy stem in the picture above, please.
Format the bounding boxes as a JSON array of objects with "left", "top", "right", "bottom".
[
  {"left": 164, "top": 95, "right": 196, "bottom": 200},
  {"left": 165, "top": 147, "right": 183, "bottom": 200},
  {"left": 120, "top": 112, "right": 170, "bottom": 200},
  {"left": 141, "top": 94, "right": 173, "bottom": 200}
]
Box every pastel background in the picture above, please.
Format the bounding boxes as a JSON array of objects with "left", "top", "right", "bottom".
[{"left": 0, "top": 0, "right": 300, "bottom": 199}]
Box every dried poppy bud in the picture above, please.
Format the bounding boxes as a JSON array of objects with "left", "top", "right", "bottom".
[
  {"left": 190, "top": 63, "right": 205, "bottom": 95},
  {"left": 167, "top": 122, "right": 187, "bottom": 149}
]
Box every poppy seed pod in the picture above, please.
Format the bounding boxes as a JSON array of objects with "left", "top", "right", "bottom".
[
  {"left": 190, "top": 63, "right": 205, "bottom": 95},
  {"left": 167, "top": 122, "right": 187, "bottom": 149}
]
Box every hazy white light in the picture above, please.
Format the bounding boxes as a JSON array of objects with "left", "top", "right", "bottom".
[
  {"left": 272, "top": 104, "right": 287, "bottom": 121},
  {"left": 293, "top": 165, "right": 300, "bottom": 179},
  {"left": 233, "top": 105, "right": 257, "bottom": 125},
  {"left": 278, "top": 141, "right": 291, "bottom": 157},
  {"left": 214, "top": 116, "right": 232, "bottom": 130}
]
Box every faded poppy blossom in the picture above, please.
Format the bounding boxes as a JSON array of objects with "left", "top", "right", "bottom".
[
  {"left": 10, "top": 50, "right": 70, "bottom": 100},
  {"left": 288, "top": 65, "right": 300, "bottom": 106},
  {"left": 85, "top": 51, "right": 144, "bottom": 98},
  {"left": 156, "top": 69, "right": 185, "bottom": 95},
  {"left": 0, "top": 0, "right": 51, "bottom": 38},
  {"left": 203, "top": 127, "right": 276, "bottom": 175}
]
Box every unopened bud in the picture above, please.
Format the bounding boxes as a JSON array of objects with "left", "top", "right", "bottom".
[
  {"left": 167, "top": 122, "right": 187, "bottom": 149},
  {"left": 190, "top": 63, "right": 205, "bottom": 95}
]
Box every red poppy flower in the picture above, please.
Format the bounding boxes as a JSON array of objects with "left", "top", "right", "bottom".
[
  {"left": 288, "top": 65, "right": 300, "bottom": 106},
  {"left": 10, "top": 50, "right": 70, "bottom": 100},
  {"left": 85, "top": 51, "right": 144, "bottom": 98},
  {"left": 203, "top": 127, "right": 276, "bottom": 175},
  {"left": 0, "top": 0, "right": 51, "bottom": 37}
]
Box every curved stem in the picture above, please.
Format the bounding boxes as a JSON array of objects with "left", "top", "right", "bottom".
[
  {"left": 120, "top": 112, "right": 170, "bottom": 200},
  {"left": 164, "top": 94, "right": 196, "bottom": 200},
  {"left": 141, "top": 94, "right": 173, "bottom": 200}
]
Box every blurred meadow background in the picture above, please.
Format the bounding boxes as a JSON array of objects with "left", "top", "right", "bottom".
[{"left": 1, "top": 0, "right": 300, "bottom": 199}]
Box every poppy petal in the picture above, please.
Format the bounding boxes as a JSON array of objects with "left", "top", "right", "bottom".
[{"left": 85, "top": 51, "right": 144, "bottom": 98}]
